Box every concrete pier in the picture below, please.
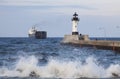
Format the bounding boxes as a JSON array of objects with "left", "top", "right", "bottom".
[{"left": 61, "top": 35, "right": 120, "bottom": 52}]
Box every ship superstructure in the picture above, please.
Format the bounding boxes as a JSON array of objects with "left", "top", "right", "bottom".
[
  {"left": 28, "top": 26, "right": 37, "bottom": 38},
  {"left": 28, "top": 26, "right": 47, "bottom": 39}
]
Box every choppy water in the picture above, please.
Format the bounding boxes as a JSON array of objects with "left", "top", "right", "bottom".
[{"left": 0, "top": 37, "right": 120, "bottom": 79}]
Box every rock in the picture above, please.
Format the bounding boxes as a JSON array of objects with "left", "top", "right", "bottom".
[
  {"left": 112, "top": 73, "right": 119, "bottom": 77},
  {"left": 29, "top": 71, "right": 39, "bottom": 77}
]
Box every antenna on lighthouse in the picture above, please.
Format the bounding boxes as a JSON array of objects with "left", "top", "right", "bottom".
[{"left": 72, "top": 12, "right": 79, "bottom": 35}]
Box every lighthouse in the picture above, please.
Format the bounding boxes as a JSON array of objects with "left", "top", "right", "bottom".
[
  {"left": 72, "top": 12, "right": 79, "bottom": 35},
  {"left": 62, "top": 12, "right": 90, "bottom": 43}
]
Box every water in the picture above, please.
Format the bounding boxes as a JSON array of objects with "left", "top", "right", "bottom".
[{"left": 0, "top": 37, "right": 120, "bottom": 79}]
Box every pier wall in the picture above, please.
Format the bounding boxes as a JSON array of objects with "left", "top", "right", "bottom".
[
  {"left": 62, "top": 35, "right": 120, "bottom": 52},
  {"left": 62, "top": 35, "right": 79, "bottom": 43},
  {"left": 71, "top": 40, "right": 120, "bottom": 52}
]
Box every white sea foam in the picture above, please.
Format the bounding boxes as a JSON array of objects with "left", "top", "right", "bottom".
[{"left": 0, "top": 55, "right": 120, "bottom": 78}]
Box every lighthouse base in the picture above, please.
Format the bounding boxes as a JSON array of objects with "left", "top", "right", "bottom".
[{"left": 72, "top": 32, "right": 79, "bottom": 35}]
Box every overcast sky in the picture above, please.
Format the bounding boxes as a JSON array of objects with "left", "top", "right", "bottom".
[{"left": 0, "top": 0, "right": 120, "bottom": 37}]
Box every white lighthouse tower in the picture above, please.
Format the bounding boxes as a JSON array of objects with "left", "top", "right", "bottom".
[{"left": 72, "top": 12, "right": 79, "bottom": 35}]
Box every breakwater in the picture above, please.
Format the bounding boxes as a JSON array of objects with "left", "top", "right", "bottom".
[{"left": 62, "top": 35, "right": 120, "bottom": 52}]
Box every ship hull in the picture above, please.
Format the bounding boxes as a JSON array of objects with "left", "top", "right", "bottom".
[
  {"left": 28, "top": 31, "right": 47, "bottom": 39},
  {"left": 35, "top": 31, "right": 47, "bottom": 39},
  {"left": 28, "top": 34, "right": 35, "bottom": 38}
]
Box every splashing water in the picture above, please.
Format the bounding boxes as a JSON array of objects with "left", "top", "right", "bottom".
[
  {"left": 0, "top": 56, "right": 120, "bottom": 78},
  {"left": 0, "top": 38, "right": 120, "bottom": 78}
]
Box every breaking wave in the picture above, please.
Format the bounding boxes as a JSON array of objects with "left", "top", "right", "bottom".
[{"left": 0, "top": 56, "right": 120, "bottom": 78}]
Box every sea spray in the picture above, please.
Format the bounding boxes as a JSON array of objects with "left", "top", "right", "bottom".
[
  {"left": 106, "top": 64, "right": 120, "bottom": 77},
  {"left": 15, "top": 55, "right": 40, "bottom": 77},
  {"left": 0, "top": 55, "right": 120, "bottom": 78},
  {"left": 79, "top": 57, "right": 106, "bottom": 78}
]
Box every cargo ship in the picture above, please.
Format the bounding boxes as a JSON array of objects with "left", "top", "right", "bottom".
[{"left": 28, "top": 26, "right": 47, "bottom": 39}]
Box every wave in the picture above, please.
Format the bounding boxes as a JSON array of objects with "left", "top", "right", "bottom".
[{"left": 0, "top": 56, "right": 120, "bottom": 78}]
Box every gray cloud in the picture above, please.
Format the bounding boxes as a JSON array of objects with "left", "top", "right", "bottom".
[{"left": 0, "top": 0, "right": 97, "bottom": 11}]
